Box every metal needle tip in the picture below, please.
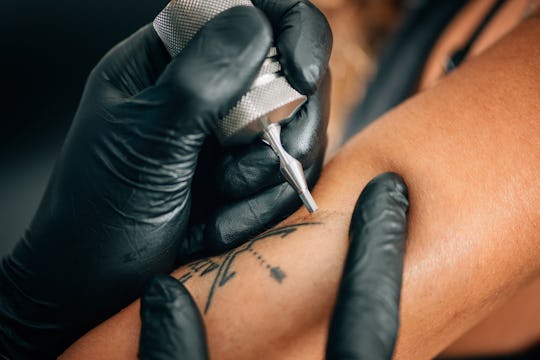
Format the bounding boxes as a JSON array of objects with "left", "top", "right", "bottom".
[
  {"left": 299, "top": 189, "right": 318, "bottom": 213},
  {"left": 262, "top": 123, "right": 319, "bottom": 214}
]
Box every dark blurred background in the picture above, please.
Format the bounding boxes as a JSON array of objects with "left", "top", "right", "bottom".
[{"left": 0, "top": 1, "right": 167, "bottom": 255}]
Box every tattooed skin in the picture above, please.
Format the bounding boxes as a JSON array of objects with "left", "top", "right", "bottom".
[{"left": 179, "top": 222, "right": 322, "bottom": 313}]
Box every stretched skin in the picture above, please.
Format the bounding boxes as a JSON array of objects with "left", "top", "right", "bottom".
[
  {"left": 137, "top": 173, "right": 409, "bottom": 360},
  {"left": 139, "top": 275, "right": 209, "bottom": 360}
]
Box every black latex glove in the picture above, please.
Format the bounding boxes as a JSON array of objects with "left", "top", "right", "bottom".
[
  {"left": 0, "top": 7, "right": 274, "bottom": 359},
  {"left": 195, "top": 0, "right": 333, "bottom": 253},
  {"left": 139, "top": 275, "right": 209, "bottom": 360},
  {"left": 326, "top": 173, "right": 409, "bottom": 360},
  {"left": 137, "top": 173, "right": 409, "bottom": 360}
]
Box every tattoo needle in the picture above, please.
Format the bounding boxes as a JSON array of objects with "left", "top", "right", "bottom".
[
  {"left": 153, "top": 0, "right": 319, "bottom": 213},
  {"left": 262, "top": 122, "right": 318, "bottom": 213}
]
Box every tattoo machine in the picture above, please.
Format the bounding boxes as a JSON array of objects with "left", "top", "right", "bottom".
[{"left": 153, "top": 0, "right": 318, "bottom": 213}]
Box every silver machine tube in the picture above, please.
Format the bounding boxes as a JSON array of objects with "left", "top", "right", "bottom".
[{"left": 154, "top": 0, "right": 318, "bottom": 212}]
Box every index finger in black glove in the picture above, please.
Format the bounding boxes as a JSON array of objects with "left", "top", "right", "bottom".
[
  {"left": 216, "top": 72, "right": 331, "bottom": 199},
  {"left": 326, "top": 173, "right": 409, "bottom": 360},
  {"left": 252, "top": 0, "right": 333, "bottom": 94},
  {"left": 197, "top": 1, "right": 332, "bottom": 253},
  {"left": 201, "top": 74, "right": 329, "bottom": 253},
  {"left": 139, "top": 275, "right": 208, "bottom": 360},
  {"left": 216, "top": 0, "right": 332, "bottom": 198}
]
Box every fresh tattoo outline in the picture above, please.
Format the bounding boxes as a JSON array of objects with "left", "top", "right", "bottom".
[{"left": 179, "top": 222, "right": 322, "bottom": 313}]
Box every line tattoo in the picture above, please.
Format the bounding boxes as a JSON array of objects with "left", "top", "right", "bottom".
[{"left": 179, "top": 222, "right": 322, "bottom": 313}]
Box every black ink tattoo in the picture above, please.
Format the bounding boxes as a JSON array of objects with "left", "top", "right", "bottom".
[{"left": 179, "top": 222, "right": 321, "bottom": 313}]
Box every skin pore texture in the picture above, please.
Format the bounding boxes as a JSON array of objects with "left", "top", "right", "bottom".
[{"left": 61, "top": 9, "right": 540, "bottom": 359}]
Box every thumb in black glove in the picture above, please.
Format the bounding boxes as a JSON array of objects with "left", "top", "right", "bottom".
[
  {"left": 326, "top": 172, "right": 409, "bottom": 360},
  {"left": 0, "top": 7, "right": 272, "bottom": 359}
]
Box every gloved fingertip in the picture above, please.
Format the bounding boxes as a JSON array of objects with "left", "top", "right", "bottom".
[
  {"left": 203, "top": 6, "right": 273, "bottom": 61},
  {"left": 326, "top": 173, "right": 409, "bottom": 360},
  {"left": 378, "top": 172, "right": 409, "bottom": 200},
  {"left": 140, "top": 275, "right": 208, "bottom": 360},
  {"left": 142, "top": 275, "right": 185, "bottom": 305},
  {"left": 350, "top": 172, "right": 409, "bottom": 238},
  {"left": 157, "top": 6, "right": 272, "bottom": 124},
  {"left": 363, "top": 172, "right": 409, "bottom": 202},
  {"left": 141, "top": 275, "right": 199, "bottom": 330},
  {"left": 277, "top": 1, "right": 333, "bottom": 95},
  {"left": 158, "top": 6, "right": 272, "bottom": 110},
  {"left": 204, "top": 212, "right": 253, "bottom": 254}
]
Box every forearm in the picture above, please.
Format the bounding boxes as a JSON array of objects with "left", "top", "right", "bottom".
[
  {"left": 62, "top": 14, "right": 540, "bottom": 360},
  {"left": 60, "top": 151, "right": 382, "bottom": 360}
]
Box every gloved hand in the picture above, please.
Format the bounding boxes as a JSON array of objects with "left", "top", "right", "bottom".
[
  {"left": 196, "top": 0, "right": 333, "bottom": 253},
  {"left": 0, "top": 7, "right": 274, "bottom": 359},
  {"left": 137, "top": 173, "right": 409, "bottom": 360},
  {"left": 326, "top": 172, "right": 409, "bottom": 360},
  {"left": 139, "top": 275, "right": 209, "bottom": 360}
]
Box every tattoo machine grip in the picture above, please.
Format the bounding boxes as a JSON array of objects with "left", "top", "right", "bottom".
[{"left": 153, "top": 0, "right": 318, "bottom": 213}]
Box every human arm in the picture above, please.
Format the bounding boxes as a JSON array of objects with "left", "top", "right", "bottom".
[
  {"left": 136, "top": 173, "right": 409, "bottom": 360},
  {"left": 61, "top": 10, "right": 540, "bottom": 360}
]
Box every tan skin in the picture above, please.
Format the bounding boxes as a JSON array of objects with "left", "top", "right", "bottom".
[
  {"left": 321, "top": 0, "right": 540, "bottom": 355},
  {"left": 424, "top": 0, "right": 540, "bottom": 356},
  {"left": 60, "top": 6, "right": 540, "bottom": 359}
]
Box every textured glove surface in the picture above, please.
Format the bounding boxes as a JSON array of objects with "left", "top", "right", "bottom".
[
  {"left": 326, "top": 173, "right": 409, "bottom": 360},
  {"left": 0, "top": 7, "right": 272, "bottom": 358},
  {"left": 139, "top": 275, "right": 208, "bottom": 360}
]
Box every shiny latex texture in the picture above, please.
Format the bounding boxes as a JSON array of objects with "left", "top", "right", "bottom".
[
  {"left": 139, "top": 275, "right": 208, "bottom": 360},
  {"left": 0, "top": 7, "right": 273, "bottom": 359},
  {"left": 197, "top": 0, "right": 333, "bottom": 253},
  {"left": 326, "top": 173, "right": 409, "bottom": 360}
]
